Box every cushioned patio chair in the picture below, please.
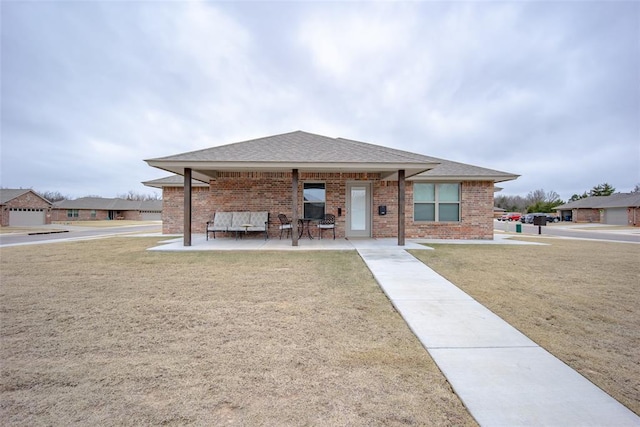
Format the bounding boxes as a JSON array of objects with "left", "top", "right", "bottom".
[
  {"left": 317, "top": 213, "right": 335, "bottom": 239},
  {"left": 278, "top": 214, "right": 292, "bottom": 239}
]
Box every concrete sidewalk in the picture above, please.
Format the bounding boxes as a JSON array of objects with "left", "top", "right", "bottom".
[{"left": 355, "top": 246, "right": 640, "bottom": 427}]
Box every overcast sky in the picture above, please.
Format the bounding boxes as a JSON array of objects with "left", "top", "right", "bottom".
[{"left": 2, "top": 1, "right": 638, "bottom": 200}]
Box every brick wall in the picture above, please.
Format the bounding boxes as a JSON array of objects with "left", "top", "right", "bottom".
[
  {"left": 629, "top": 207, "right": 640, "bottom": 227},
  {"left": 372, "top": 180, "right": 399, "bottom": 237},
  {"left": 162, "top": 187, "right": 211, "bottom": 234},
  {"left": 1, "top": 192, "right": 52, "bottom": 226},
  {"left": 163, "top": 172, "right": 360, "bottom": 238},
  {"left": 50, "top": 209, "right": 147, "bottom": 222},
  {"left": 162, "top": 173, "right": 495, "bottom": 239},
  {"left": 573, "top": 208, "right": 600, "bottom": 223},
  {"left": 50, "top": 209, "right": 109, "bottom": 221},
  {"left": 373, "top": 180, "right": 494, "bottom": 239}
]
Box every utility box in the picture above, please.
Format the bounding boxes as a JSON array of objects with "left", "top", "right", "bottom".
[{"left": 533, "top": 215, "right": 547, "bottom": 226}]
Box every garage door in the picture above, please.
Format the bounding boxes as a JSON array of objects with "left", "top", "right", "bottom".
[
  {"left": 141, "top": 211, "right": 161, "bottom": 221},
  {"left": 9, "top": 208, "right": 46, "bottom": 226},
  {"left": 604, "top": 208, "right": 628, "bottom": 225}
]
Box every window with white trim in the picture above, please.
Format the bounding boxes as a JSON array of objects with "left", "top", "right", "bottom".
[{"left": 414, "top": 183, "right": 460, "bottom": 222}]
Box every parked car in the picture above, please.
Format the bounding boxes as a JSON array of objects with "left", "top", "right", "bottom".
[
  {"left": 521, "top": 213, "right": 560, "bottom": 223},
  {"left": 543, "top": 213, "right": 560, "bottom": 223},
  {"left": 499, "top": 212, "right": 522, "bottom": 221}
]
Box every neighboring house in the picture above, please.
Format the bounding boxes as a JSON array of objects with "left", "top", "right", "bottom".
[
  {"left": 493, "top": 207, "right": 506, "bottom": 219},
  {"left": 556, "top": 193, "right": 640, "bottom": 226},
  {"left": 144, "top": 131, "right": 519, "bottom": 245},
  {"left": 51, "top": 197, "right": 162, "bottom": 221},
  {"left": 0, "top": 189, "right": 52, "bottom": 226}
]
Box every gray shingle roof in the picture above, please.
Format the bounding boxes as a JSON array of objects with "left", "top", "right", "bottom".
[
  {"left": 412, "top": 157, "right": 518, "bottom": 182},
  {"left": 149, "top": 130, "right": 440, "bottom": 164},
  {"left": 556, "top": 193, "right": 640, "bottom": 209},
  {"left": 142, "top": 175, "right": 209, "bottom": 188},
  {"left": 145, "top": 130, "right": 519, "bottom": 183},
  {"left": 0, "top": 189, "right": 52, "bottom": 205},
  {"left": 53, "top": 197, "right": 162, "bottom": 211}
]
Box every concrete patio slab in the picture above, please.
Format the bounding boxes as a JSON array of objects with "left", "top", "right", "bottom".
[
  {"left": 147, "top": 235, "right": 434, "bottom": 251},
  {"left": 148, "top": 235, "right": 355, "bottom": 251},
  {"left": 145, "top": 231, "right": 550, "bottom": 252}
]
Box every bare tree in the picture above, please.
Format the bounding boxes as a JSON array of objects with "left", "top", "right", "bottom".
[
  {"left": 494, "top": 194, "right": 527, "bottom": 212},
  {"left": 496, "top": 189, "right": 564, "bottom": 213},
  {"left": 117, "top": 190, "right": 162, "bottom": 201},
  {"left": 526, "top": 189, "right": 547, "bottom": 206},
  {"left": 36, "top": 190, "right": 68, "bottom": 202}
]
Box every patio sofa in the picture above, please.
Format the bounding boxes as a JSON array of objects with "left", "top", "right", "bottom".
[{"left": 206, "top": 211, "right": 269, "bottom": 240}]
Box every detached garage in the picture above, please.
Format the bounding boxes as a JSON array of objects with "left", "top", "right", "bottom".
[{"left": 0, "top": 189, "right": 52, "bottom": 227}]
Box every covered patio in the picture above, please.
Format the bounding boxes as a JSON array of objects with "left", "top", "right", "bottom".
[
  {"left": 145, "top": 131, "right": 440, "bottom": 247},
  {"left": 145, "top": 131, "right": 519, "bottom": 244}
]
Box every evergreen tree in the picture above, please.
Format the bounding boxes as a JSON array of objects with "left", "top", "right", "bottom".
[
  {"left": 568, "top": 192, "right": 589, "bottom": 202},
  {"left": 589, "top": 183, "right": 615, "bottom": 196}
]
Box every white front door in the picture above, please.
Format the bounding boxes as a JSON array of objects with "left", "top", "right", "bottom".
[{"left": 346, "top": 182, "right": 371, "bottom": 238}]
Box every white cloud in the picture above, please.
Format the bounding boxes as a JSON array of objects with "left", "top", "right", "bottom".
[
  {"left": 297, "top": 4, "right": 416, "bottom": 81},
  {"left": 1, "top": 1, "right": 638, "bottom": 199}
]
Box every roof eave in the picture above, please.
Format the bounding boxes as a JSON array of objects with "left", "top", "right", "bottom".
[
  {"left": 409, "top": 174, "right": 520, "bottom": 183},
  {"left": 145, "top": 160, "right": 439, "bottom": 181}
]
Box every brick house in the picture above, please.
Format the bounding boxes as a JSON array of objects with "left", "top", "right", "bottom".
[
  {"left": 145, "top": 131, "right": 519, "bottom": 246},
  {"left": 556, "top": 193, "right": 640, "bottom": 226},
  {"left": 0, "top": 189, "right": 52, "bottom": 226},
  {"left": 142, "top": 175, "right": 209, "bottom": 233},
  {"left": 51, "top": 197, "right": 162, "bottom": 221}
]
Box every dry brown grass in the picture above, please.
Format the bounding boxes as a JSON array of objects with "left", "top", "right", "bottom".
[
  {"left": 410, "top": 237, "right": 640, "bottom": 415},
  {"left": 0, "top": 237, "right": 475, "bottom": 426}
]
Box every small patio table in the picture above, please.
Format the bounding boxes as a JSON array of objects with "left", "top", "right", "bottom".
[
  {"left": 298, "top": 218, "right": 317, "bottom": 239},
  {"left": 237, "top": 223, "right": 253, "bottom": 240}
]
